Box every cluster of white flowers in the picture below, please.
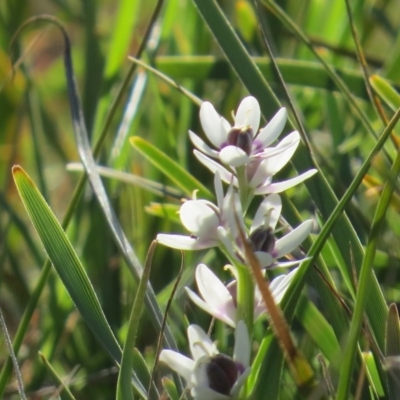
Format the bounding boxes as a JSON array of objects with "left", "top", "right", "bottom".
[{"left": 157, "top": 97, "right": 317, "bottom": 399}]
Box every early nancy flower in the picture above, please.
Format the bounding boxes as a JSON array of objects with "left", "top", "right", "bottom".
[
  {"left": 189, "top": 96, "right": 289, "bottom": 168},
  {"left": 246, "top": 193, "right": 313, "bottom": 268},
  {"left": 156, "top": 172, "right": 242, "bottom": 254},
  {"left": 159, "top": 321, "right": 251, "bottom": 400},
  {"left": 190, "top": 96, "right": 317, "bottom": 201},
  {"left": 186, "top": 263, "right": 299, "bottom": 327}
]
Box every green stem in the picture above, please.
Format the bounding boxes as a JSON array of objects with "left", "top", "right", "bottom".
[{"left": 236, "top": 263, "right": 254, "bottom": 340}]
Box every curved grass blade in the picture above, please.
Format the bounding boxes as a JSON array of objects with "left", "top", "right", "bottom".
[
  {"left": 12, "top": 166, "right": 148, "bottom": 398},
  {"left": 54, "top": 15, "right": 180, "bottom": 361},
  {"left": 130, "top": 136, "right": 213, "bottom": 199},
  {"left": 12, "top": 167, "right": 122, "bottom": 361}
]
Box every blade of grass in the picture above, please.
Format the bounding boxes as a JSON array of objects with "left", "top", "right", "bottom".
[
  {"left": 154, "top": 55, "right": 374, "bottom": 100},
  {"left": 130, "top": 137, "right": 213, "bottom": 199},
  {"left": 116, "top": 241, "right": 158, "bottom": 400},
  {"left": 39, "top": 352, "right": 76, "bottom": 400},
  {"left": 12, "top": 166, "right": 123, "bottom": 367},
  {"left": 336, "top": 124, "right": 400, "bottom": 400}
]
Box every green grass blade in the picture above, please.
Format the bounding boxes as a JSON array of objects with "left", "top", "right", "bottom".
[
  {"left": 296, "top": 295, "right": 341, "bottom": 363},
  {"left": 12, "top": 166, "right": 122, "bottom": 361},
  {"left": 117, "top": 242, "right": 157, "bottom": 400},
  {"left": 154, "top": 56, "right": 370, "bottom": 99},
  {"left": 336, "top": 133, "right": 400, "bottom": 400},
  {"left": 370, "top": 75, "right": 400, "bottom": 112},
  {"left": 130, "top": 136, "right": 213, "bottom": 199},
  {"left": 39, "top": 352, "right": 76, "bottom": 400},
  {"left": 12, "top": 165, "right": 146, "bottom": 398}
]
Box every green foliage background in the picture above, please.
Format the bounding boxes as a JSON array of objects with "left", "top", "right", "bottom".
[{"left": 2, "top": 0, "right": 400, "bottom": 399}]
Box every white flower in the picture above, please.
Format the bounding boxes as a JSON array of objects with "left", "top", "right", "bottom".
[
  {"left": 186, "top": 264, "right": 299, "bottom": 327},
  {"left": 190, "top": 96, "right": 289, "bottom": 168},
  {"left": 247, "top": 193, "right": 313, "bottom": 268},
  {"left": 157, "top": 173, "right": 242, "bottom": 254},
  {"left": 159, "top": 321, "right": 251, "bottom": 400},
  {"left": 189, "top": 96, "right": 317, "bottom": 197}
]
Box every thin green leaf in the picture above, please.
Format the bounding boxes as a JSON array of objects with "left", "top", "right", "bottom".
[
  {"left": 39, "top": 352, "right": 76, "bottom": 400},
  {"left": 12, "top": 165, "right": 146, "bottom": 398},
  {"left": 130, "top": 136, "right": 213, "bottom": 199},
  {"left": 117, "top": 242, "right": 158, "bottom": 400},
  {"left": 153, "top": 56, "right": 375, "bottom": 100},
  {"left": 296, "top": 296, "right": 341, "bottom": 363},
  {"left": 370, "top": 75, "right": 400, "bottom": 112}
]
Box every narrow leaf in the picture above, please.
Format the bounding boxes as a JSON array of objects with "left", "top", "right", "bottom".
[
  {"left": 12, "top": 165, "right": 146, "bottom": 398},
  {"left": 130, "top": 136, "right": 213, "bottom": 199}
]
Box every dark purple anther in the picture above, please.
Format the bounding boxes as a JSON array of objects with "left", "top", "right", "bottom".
[{"left": 225, "top": 126, "right": 253, "bottom": 156}]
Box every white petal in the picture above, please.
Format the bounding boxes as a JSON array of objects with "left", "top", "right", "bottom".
[
  {"left": 255, "top": 169, "right": 318, "bottom": 194},
  {"left": 275, "top": 220, "right": 313, "bottom": 258},
  {"left": 249, "top": 167, "right": 272, "bottom": 191},
  {"left": 195, "top": 264, "right": 237, "bottom": 321},
  {"left": 270, "top": 268, "right": 298, "bottom": 302},
  {"left": 256, "top": 108, "right": 287, "bottom": 147},
  {"left": 156, "top": 234, "right": 218, "bottom": 250},
  {"left": 275, "top": 258, "right": 309, "bottom": 268},
  {"left": 188, "top": 325, "right": 219, "bottom": 360},
  {"left": 251, "top": 194, "right": 282, "bottom": 233},
  {"left": 235, "top": 96, "right": 260, "bottom": 134},
  {"left": 180, "top": 200, "right": 220, "bottom": 238},
  {"left": 191, "top": 386, "right": 230, "bottom": 400},
  {"left": 159, "top": 350, "right": 195, "bottom": 383},
  {"left": 219, "top": 146, "right": 250, "bottom": 167},
  {"left": 255, "top": 251, "right": 274, "bottom": 268},
  {"left": 257, "top": 131, "right": 300, "bottom": 176},
  {"left": 233, "top": 320, "right": 250, "bottom": 367},
  {"left": 194, "top": 150, "right": 238, "bottom": 186},
  {"left": 214, "top": 172, "right": 224, "bottom": 210},
  {"left": 200, "top": 102, "right": 229, "bottom": 148},
  {"left": 186, "top": 288, "right": 236, "bottom": 327},
  {"left": 189, "top": 131, "right": 220, "bottom": 158},
  {"left": 230, "top": 367, "right": 252, "bottom": 398}
]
